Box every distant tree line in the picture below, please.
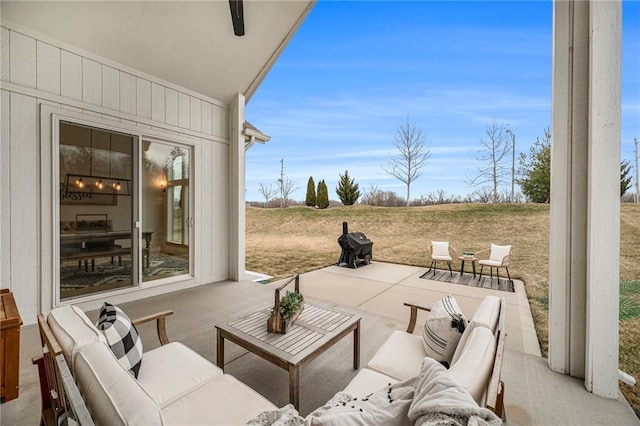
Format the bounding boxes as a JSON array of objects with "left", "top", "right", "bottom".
[{"left": 254, "top": 121, "right": 634, "bottom": 209}]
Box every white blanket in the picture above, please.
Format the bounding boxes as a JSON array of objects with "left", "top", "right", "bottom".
[
  {"left": 247, "top": 404, "right": 305, "bottom": 426},
  {"left": 408, "top": 358, "right": 501, "bottom": 426},
  {"left": 249, "top": 358, "right": 501, "bottom": 426}
]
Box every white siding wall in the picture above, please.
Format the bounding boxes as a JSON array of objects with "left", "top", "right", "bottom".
[{"left": 0, "top": 23, "right": 231, "bottom": 324}]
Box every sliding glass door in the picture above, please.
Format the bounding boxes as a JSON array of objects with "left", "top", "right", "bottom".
[{"left": 58, "top": 122, "right": 193, "bottom": 300}]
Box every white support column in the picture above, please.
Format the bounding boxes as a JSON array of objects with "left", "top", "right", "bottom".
[
  {"left": 229, "top": 93, "right": 246, "bottom": 281},
  {"left": 549, "top": 0, "right": 589, "bottom": 379},
  {"left": 585, "top": 0, "right": 621, "bottom": 398},
  {"left": 549, "top": 0, "right": 621, "bottom": 399}
]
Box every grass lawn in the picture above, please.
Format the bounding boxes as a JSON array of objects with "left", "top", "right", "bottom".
[{"left": 246, "top": 203, "right": 640, "bottom": 415}]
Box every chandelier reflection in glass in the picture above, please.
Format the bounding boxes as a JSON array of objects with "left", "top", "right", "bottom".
[{"left": 63, "top": 129, "right": 131, "bottom": 197}]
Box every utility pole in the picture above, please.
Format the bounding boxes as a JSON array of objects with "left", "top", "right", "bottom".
[
  {"left": 278, "top": 158, "right": 285, "bottom": 208},
  {"left": 635, "top": 137, "right": 639, "bottom": 203},
  {"left": 506, "top": 129, "right": 516, "bottom": 202}
]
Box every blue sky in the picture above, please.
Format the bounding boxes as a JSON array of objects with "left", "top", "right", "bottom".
[{"left": 246, "top": 1, "right": 640, "bottom": 202}]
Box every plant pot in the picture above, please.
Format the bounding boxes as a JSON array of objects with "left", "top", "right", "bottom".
[
  {"left": 268, "top": 304, "right": 304, "bottom": 334},
  {"left": 266, "top": 274, "right": 305, "bottom": 334}
]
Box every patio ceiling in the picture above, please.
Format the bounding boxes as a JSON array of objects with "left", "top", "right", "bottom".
[{"left": 1, "top": 0, "right": 315, "bottom": 104}]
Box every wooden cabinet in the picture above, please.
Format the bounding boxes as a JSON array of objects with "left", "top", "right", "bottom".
[{"left": 1, "top": 289, "right": 22, "bottom": 402}]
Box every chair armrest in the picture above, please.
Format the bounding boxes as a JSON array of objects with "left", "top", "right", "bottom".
[
  {"left": 449, "top": 246, "right": 458, "bottom": 257},
  {"left": 133, "top": 310, "right": 174, "bottom": 346},
  {"left": 403, "top": 302, "right": 431, "bottom": 333},
  {"left": 474, "top": 249, "right": 487, "bottom": 258}
]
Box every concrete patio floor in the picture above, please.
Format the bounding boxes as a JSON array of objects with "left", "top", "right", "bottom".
[{"left": 2, "top": 261, "right": 638, "bottom": 425}]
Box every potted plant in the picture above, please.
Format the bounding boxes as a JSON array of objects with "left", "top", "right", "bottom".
[
  {"left": 267, "top": 275, "right": 305, "bottom": 333},
  {"left": 279, "top": 291, "right": 304, "bottom": 322}
]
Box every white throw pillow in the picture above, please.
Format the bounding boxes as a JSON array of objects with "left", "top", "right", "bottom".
[
  {"left": 96, "top": 302, "right": 143, "bottom": 378},
  {"left": 489, "top": 244, "right": 511, "bottom": 263},
  {"left": 422, "top": 295, "right": 467, "bottom": 366},
  {"left": 431, "top": 241, "right": 451, "bottom": 259}
]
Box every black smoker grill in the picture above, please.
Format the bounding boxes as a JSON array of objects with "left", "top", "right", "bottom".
[{"left": 337, "top": 222, "right": 373, "bottom": 268}]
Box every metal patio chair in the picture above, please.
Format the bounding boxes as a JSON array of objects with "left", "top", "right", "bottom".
[
  {"left": 426, "top": 241, "right": 457, "bottom": 277},
  {"left": 477, "top": 244, "right": 512, "bottom": 284}
]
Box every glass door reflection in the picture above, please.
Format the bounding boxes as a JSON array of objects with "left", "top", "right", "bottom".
[
  {"left": 58, "top": 122, "right": 135, "bottom": 299},
  {"left": 141, "top": 142, "right": 191, "bottom": 282}
]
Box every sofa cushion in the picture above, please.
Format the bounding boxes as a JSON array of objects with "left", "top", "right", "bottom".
[
  {"left": 160, "top": 374, "right": 277, "bottom": 425},
  {"left": 367, "top": 330, "right": 426, "bottom": 380},
  {"left": 74, "top": 342, "right": 163, "bottom": 426},
  {"left": 47, "top": 305, "right": 106, "bottom": 372},
  {"left": 343, "top": 368, "right": 399, "bottom": 398},
  {"left": 447, "top": 326, "right": 497, "bottom": 405},
  {"left": 422, "top": 295, "right": 467, "bottom": 365},
  {"left": 451, "top": 296, "right": 501, "bottom": 366},
  {"left": 137, "top": 342, "right": 223, "bottom": 407},
  {"left": 470, "top": 295, "right": 501, "bottom": 332},
  {"left": 96, "top": 302, "right": 143, "bottom": 378}
]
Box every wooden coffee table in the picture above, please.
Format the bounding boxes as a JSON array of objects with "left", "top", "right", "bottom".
[{"left": 216, "top": 303, "right": 361, "bottom": 409}]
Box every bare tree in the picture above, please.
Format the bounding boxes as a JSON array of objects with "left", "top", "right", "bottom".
[
  {"left": 258, "top": 183, "right": 278, "bottom": 206},
  {"left": 361, "top": 184, "right": 406, "bottom": 207},
  {"left": 382, "top": 117, "right": 432, "bottom": 206},
  {"left": 277, "top": 158, "right": 299, "bottom": 207},
  {"left": 468, "top": 119, "right": 512, "bottom": 203}
]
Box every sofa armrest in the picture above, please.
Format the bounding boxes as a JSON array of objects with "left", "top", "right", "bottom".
[
  {"left": 485, "top": 331, "right": 506, "bottom": 418},
  {"left": 32, "top": 354, "right": 56, "bottom": 425},
  {"left": 485, "top": 297, "right": 507, "bottom": 419},
  {"left": 403, "top": 302, "right": 431, "bottom": 333},
  {"left": 55, "top": 354, "right": 95, "bottom": 425},
  {"left": 133, "top": 310, "right": 174, "bottom": 346}
]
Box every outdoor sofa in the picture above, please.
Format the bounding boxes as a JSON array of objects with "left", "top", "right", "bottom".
[
  {"left": 33, "top": 295, "right": 505, "bottom": 425},
  {"left": 33, "top": 305, "right": 277, "bottom": 425},
  {"left": 341, "top": 294, "right": 506, "bottom": 419}
]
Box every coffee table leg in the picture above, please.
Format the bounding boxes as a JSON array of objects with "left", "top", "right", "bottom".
[
  {"left": 354, "top": 320, "right": 360, "bottom": 369},
  {"left": 289, "top": 365, "right": 300, "bottom": 410},
  {"left": 472, "top": 261, "right": 477, "bottom": 278},
  {"left": 216, "top": 329, "right": 225, "bottom": 370},
  {"left": 460, "top": 259, "right": 466, "bottom": 276}
]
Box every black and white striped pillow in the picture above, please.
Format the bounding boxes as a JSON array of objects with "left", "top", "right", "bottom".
[
  {"left": 96, "top": 302, "right": 143, "bottom": 378},
  {"left": 422, "top": 295, "right": 467, "bottom": 367}
]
